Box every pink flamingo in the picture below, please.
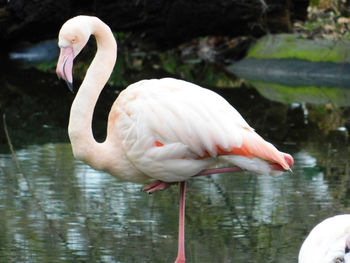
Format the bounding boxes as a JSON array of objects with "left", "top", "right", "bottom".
[{"left": 56, "top": 16, "right": 293, "bottom": 263}]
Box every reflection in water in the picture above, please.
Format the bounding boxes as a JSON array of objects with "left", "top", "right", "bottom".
[
  {"left": 228, "top": 58, "right": 350, "bottom": 106},
  {"left": 0, "top": 143, "right": 348, "bottom": 262}
]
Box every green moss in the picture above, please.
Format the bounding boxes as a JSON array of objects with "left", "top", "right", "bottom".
[
  {"left": 158, "top": 51, "right": 239, "bottom": 88},
  {"left": 309, "top": 0, "right": 320, "bottom": 6},
  {"left": 108, "top": 55, "right": 128, "bottom": 87},
  {"left": 34, "top": 61, "right": 57, "bottom": 72},
  {"left": 250, "top": 80, "right": 350, "bottom": 106},
  {"left": 247, "top": 34, "right": 350, "bottom": 63}
]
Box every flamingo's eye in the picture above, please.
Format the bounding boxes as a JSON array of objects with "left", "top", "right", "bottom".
[{"left": 71, "top": 36, "right": 78, "bottom": 44}]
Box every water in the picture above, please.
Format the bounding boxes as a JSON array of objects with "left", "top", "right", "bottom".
[
  {"left": 0, "top": 141, "right": 349, "bottom": 262},
  {"left": 1, "top": 46, "right": 350, "bottom": 262}
]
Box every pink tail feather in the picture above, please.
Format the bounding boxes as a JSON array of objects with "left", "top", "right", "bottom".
[{"left": 233, "top": 130, "right": 293, "bottom": 170}]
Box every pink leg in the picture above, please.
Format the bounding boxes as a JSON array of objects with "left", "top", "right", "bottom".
[
  {"left": 143, "top": 167, "right": 242, "bottom": 193},
  {"left": 142, "top": 180, "right": 174, "bottom": 194},
  {"left": 175, "top": 181, "right": 186, "bottom": 263},
  {"left": 194, "top": 166, "right": 243, "bottom": 177},
  {"left": 143, "top": 163, "right": 289, "bottom": 262},
  {"left": 193, "top": 162, "right": 292, "bottom": 177}
]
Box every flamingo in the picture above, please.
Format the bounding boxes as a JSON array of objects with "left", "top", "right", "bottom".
[
  {"left": 299, "top": 214, "right": 350, "bottom": 263},
  {"left": 56, "top": 15, "right": 294, "bottom": 263}
]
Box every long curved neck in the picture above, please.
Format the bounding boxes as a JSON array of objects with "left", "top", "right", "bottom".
[{"left": 68, "top": 18, "right": 117, "bottom": 168}]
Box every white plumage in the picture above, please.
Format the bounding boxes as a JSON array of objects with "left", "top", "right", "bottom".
[
  {"left": 299, "top": 214, "right": 350, "bottom": 263},
  {"left": 56, "top": 16, "right": 293, "bottom": 184},
  {"left": 113, "top": 78, "right": 251, "bottom": 181},
  {"left": 56, "top": 16, "right": 294, "bottom": 263}
]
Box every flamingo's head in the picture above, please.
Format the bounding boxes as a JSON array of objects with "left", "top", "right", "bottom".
[{"left": 56, "top": 16, "right": 92, "bottom": 92}]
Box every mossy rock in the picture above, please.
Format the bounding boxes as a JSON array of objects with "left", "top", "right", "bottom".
[{"left": 247, "top": 34, "right": 350, "bottom": 63}]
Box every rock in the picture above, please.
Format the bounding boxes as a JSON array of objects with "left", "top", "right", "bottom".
[{"left": 246, "top": 34, "right": 350, "bottom": 63}]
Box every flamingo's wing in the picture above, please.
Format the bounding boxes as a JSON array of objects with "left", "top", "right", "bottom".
[{"left": 112, "top": 78, "right": 288, "bottom": 182}]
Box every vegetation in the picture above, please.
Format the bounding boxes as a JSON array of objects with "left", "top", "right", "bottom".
[
  {"left": 247, "top": 0, "right": 350, "bottom": 62},
  {"left": 247, "top": 34, "right": 350, "bottom": 62},
  {"left": 63, "top": 36, "right": 240, "bottom": 89},
  {"left": 296, "top": 1, "right": 350, "bottom": 40}
]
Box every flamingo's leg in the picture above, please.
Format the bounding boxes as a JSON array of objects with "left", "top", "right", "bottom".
[
  {"left": 142, "top": 180, "right": 174, "bottom": 194},
  {"left": 175, "top": 181, "right": 186, "bottom": 263},
  {"left": 143, "top": 167, "right": 242, "bottom": 193},
  {"left": 194, "top": 166, "right": 243, "bottom": 177},
  {"left": 193, "top": 162, "right": 293, "bottom": 178},
  {"left": 143, "top": 161, "right": 289, "bottom": 193}
]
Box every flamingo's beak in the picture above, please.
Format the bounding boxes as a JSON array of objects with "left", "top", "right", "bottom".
[
  {"left": 56, "top": 46, "right": 74, "bottom": 93},
  {"left": 346, "top": 234, "right": 350, "bottom": 254}
]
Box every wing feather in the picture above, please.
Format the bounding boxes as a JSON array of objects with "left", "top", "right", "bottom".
[{"left": 114, "top": 78, "right": 264, "bottom": 181}]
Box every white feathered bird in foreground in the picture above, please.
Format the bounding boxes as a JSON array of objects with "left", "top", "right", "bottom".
[
  {"left": 299, "top": 214, "right": 350, "bottom": 263},
  {"left": 56, "top": 15, "right": 294, "bottom": 263}
]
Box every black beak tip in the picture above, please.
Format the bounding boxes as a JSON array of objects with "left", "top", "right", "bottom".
[{"left": 65, "top": 80, "right": 74, "bottom": 93}]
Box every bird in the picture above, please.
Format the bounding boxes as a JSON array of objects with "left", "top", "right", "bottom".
[
  {"left": 56, "top": 15, "right": 294, "bottom": 263},
  {"left": 299, "top": 214, "right": 350, "bottom": 263}
]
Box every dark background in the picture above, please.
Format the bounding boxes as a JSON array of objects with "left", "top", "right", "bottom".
[{"left": 0, "top": 0, "right": 309, "bottom": 49}]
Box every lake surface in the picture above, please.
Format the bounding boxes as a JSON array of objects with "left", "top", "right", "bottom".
[
  {"left": 0, "top": 46, "right": 350, "bottom": 262},
  {"left": 1, "top": 142, "right": 349, "bottom": 263}
]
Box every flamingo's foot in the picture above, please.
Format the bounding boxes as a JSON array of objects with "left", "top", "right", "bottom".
[
  {"left": 270, "top": 154, "right": 294, "bottom": 172},
  {"left": 142, "top": 180, "right": 174, "bottom": 194}
]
